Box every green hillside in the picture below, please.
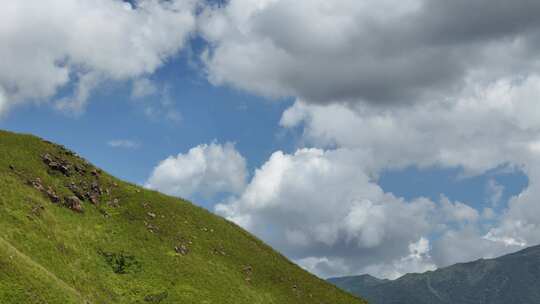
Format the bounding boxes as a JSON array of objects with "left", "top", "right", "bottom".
[{"left": 0, "top": 130, "right": 365, "bottom": 304}]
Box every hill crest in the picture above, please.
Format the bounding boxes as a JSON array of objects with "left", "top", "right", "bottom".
[{"left": 0, "top": 130, "right": 365, "bottom": 304}]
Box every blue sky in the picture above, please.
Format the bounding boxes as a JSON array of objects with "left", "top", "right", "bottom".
[
  {"left": 0, "top": 46, "right": 293, "bottom": 187},
  {"left": 379, "top": 166, "right": 528, "bottom": 214},
  {"left": 1, "top": 45, "right": 528, "bottom": 212},
  {"left": 2, "top": 0, "right": 540, "bottom": 280}
]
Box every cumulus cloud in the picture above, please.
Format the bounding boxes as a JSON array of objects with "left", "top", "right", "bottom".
[
  {"left": 0, "top": 0, "right": 198, "bottom": 115},
  {"left": 200, "top": 0, "right": 540, "bottom": 105},
  {"left": 214, "top": 74, "right": 540, "bottom": 278},
  {"left": 280, "top": 77, "right": 540, "bottom": 175},
  {"left": 439, "top": 195, "right": 479, "bottom": 224},
  {"left": 145, "top": 143, "right": 247, "bottom": 200},
  {"left": 485, "top": 161, "right": 540, "bottom": 249},
  {"left": 281, "top": 78, "right": 540, "bottom": 255},
  {"left": 215, "top": 147, "right": 486, "bottom": 278}
]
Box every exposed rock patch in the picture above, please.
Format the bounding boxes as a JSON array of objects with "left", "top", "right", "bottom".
[
  {"left": 45, "top": 186, "right": 60, "bottom": 203},
  {"left": 65, "top": 196, "right": 83, "bottom": 213},
  {"left": 144, "top": 221, "right": 159, "bottom": 233},
  {"left": 42, "top": 153, "right": 71, "bottom": 176},
  {"left": 212, "top": 245, "right": 227, "bottom": 256},
  {"left": 174, "top": 244, "right": 189, "bottom": 256},
  {"left": 243, "top": 265, "right": 253, "bottom": 283}
]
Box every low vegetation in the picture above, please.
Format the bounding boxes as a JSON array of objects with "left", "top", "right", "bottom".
[{"left": 0, "top": 130, "right": 365, "bottom": 304}]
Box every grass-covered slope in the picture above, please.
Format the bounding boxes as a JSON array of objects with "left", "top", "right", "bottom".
[{"left": 0, "top": 130, "right": 365, "bottom": 304}]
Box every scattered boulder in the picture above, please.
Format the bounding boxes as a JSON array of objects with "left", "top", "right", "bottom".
[
  {"left": 27, "top": 179, "right": 62, "bottom": 203},
  {"left": 174, "top": 244, "right": 189, "bottom": 256},
  {"left": 29, "top": 178, "right": 45, "bottom": 192},
  {"left": 85, "top": 181, "right": 103, "bottom": 205},
  {"left": 28, "top": 204, "right": 45, "bottom": 217},
  {"left": 91, "top": 181, "right": 103, "bottom": 195},
  {"left": 88, "top": 193, "right": 99, "bottom": 205},
  {"left": 65, "top": 196, "right": 83, "bottom": 213},
  {"left": 66, "top": 180, "right": 104, "bottom": 205},
  {"left": 147, "top": 212, "right": 156, "bottom": 219},
  {"left": 74, "top": 164, "right": 87, "bottom": 175},
  {"left": 45, "top": 187, "right": 60, "bottom": 203},
  {"left": 144, "top": 221, "right": 159, "bottom": 233},
  {"left": 8, "top": 164, "right": 14, "bottom": 170},
  {"left": 243, "top": 265, "right": 253, "bottom": 274},
  {"left": 212, "top": 246, "right": 227, "bottom": 256},
  {"left": 243, "top": 265, "right": 254, "bottom": 283},
  {"left": 107, "top": 198, "right": 120, "bottom": 208},
  {"left": 41, "top": 153, "right": 54, "bottom": 165},
  {"left": 56, "top": 163, "right": 70, "bottom": 176},
  {"left": 68, "top": 182, "right": 85, "bottom": 200},
  {"left": 41, "top": 153, "right": 71, "bottom": 176}
]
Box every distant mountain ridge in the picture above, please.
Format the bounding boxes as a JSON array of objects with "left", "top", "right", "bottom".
[{"left": 329, "top": 245, "right": 540, "bottom": 304}]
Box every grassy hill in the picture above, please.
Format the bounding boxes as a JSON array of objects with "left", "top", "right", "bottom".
[
  {"left": 0, "top": 130, "right": 365, "bottom": 304},
  {"left": 330, "top": 245, "right": 540, "bottom": 304}
]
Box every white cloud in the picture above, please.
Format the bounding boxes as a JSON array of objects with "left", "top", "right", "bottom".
[
  {"left": 432, "top": 227, "right": 519, "bottom": 267},
  {"left": 0, "top": 0, "right": 198, "bottom": 114},
  {"left": 0, "top": 87, "right": 6, "bottom": 116},
  {"left": 280, "top": 77, "right": 540, "bottom": 175},
  {"left": 482, "top": 207, "right": 497, "bottom": 220},
  {"left": 107, "top": 139, "right": 140, "bottom": 149},
  {"left": 212, "top": 74, "right": 540, "bottom": 278},
  {"left": 362, "top": 238, "right": 436, "bottom": 280},
  {"left": 529, "top": 141, "right": 540, "bottom": 154},
  {"left": 439, "top": 195, "right": 479, "bottom": 224},
  {"left": 214, "top": 144, "right": 505, "bottom": 278},
  {"left": 483, "top": 232, "right": 527, "bottom": 248},
  {"left": 270, "top": 76, "right": 540, "bottom": 273},
  {"left": 215, "top": 148, "right": 442, "bottom": 278},
  {"left": 200, "top": 0, "right": 540, "bottom": 105},
  {"left": 297, "top": 257, "right": 352, "bottom": 280},
  {"left": 145, "top": 143, "right": 247, "bottom": 199}
]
